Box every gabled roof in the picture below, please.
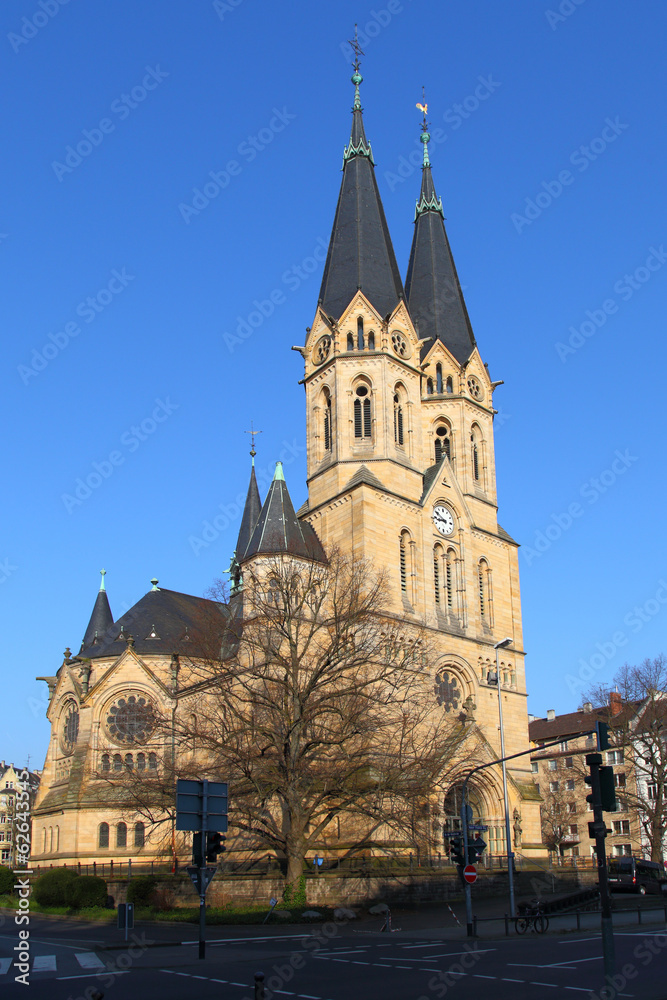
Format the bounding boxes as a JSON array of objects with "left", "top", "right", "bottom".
[
  {"left": 529, "top": 702, "right": 638, "bottom": 743},
  {"left": 78, "top": 586, "right": 230, "bottom": 661},
  {"left": 318, "top": 71, "right": 404, "bottom": 322},
  {"left": 405, "top": 151, "right": 477, "bottom": 365},
  {"left": 243, "top": 463, "right": 326, "bottom": 564},
  {"left": 344, "top": 464, "right": 384, "bottom": 491},
  {"left": 82, "top": 571, "right": 114, "bottom": 648}
]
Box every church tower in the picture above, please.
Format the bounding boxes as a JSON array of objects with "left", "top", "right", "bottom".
[{"left": 297, "top": 68, "right": 542, "bottom": 854}]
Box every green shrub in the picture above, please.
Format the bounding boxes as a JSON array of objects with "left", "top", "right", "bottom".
[
  {"left": 33, "top": 868, "right": 78, "bottom": 907},
  {"left": 127, "top": 874, "right": 158, "bottom": 907},
  {"left": 0, "top": 866, "right": 14, "bottom": 895},
  {"left": 282, "top": 875, "right": 307, "bottom": 908},
  {"left": 66, "top": 875, "right": 107, "bottom": 909}
]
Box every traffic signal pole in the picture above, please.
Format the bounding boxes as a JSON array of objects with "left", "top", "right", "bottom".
[
  {"left": 586, "top": 752, "right": 615, "bottom": 985},
  {"left": 199, "top": 778, "right": 208, "bottom": 960},
  {"left": 461, "top": 792, "right": 473, "bottom": 937}
]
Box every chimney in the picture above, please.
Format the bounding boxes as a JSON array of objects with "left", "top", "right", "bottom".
[
  {"left": 609, "top": 691, "right": 623, "bottom": 716},
  {"left": 583, "top": 701, "right": 593, "bottom": 714},
  {"left": 546, "top": 709, "right": 556, "bottom": 721}
]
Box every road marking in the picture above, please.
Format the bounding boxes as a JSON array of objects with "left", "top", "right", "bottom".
[
  {"left": 547, "top": 956, "right": 602, "bottom": 967},
  {"left": 75, "top": 953, "right": 104, "bottom": 969},
  {"left": 181, "top": 933, "right": 309, "bottom": 945},
  {"left": 530, "top": 983, "right": 558, "bottom": 988},
  {"left": 502, "top": 979, "right": 525, "bottom": 983},
  {"left": 0, "top": 959, "right": 13, "bottom": 975},
  {"left": 33, "top": 955, "right": 57, "bottom": 972},
  {"left": 57, "top": 973, "right": 130, "bottom": 981},
  {"left": 473, "top": 974, "right": 497, "bottom": 979}
]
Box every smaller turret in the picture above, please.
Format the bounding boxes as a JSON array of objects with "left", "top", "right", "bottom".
[{"left": 80, "top": 569, "right": 114, "bottom": 651}]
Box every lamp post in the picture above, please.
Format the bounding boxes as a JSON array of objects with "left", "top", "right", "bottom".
[{"left": 490, "top": 637, "right": 515, "bottom": 917}]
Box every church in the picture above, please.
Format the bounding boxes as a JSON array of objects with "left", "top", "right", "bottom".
[{"left": 32, "top": 59, "right": 543, "bottom": 868}]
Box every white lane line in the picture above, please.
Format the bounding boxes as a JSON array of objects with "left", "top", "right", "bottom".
[
  {"left": 57, "top": 973, "right": 129, "bottom": 981},
  {"left": 182, "top": 933, "right": 309, "bottom": 945},
  {"left": 530, "top": 983, "right": 558, "bottom": 988},
  {"left": 502, "top": 979, "right": 526, "bottom": 983},
  {"left": 473, "top": 974, "right": 497, "bottom": 979},
  {"left": 547, "top": 956, "right": 602, "bottom": 967},
  {"left": 230, "top": 983, "right": 248, "bottom": 988},
  {"left": 75, "top": 953, "right": 104, "bottom": 969},
  {"left": 33, "top": 955, "right": 57, "bottom": 972},
  {"left": 564, "top": 989, "right": 596, "bottom": 994},
  {"left": 0, "top": 958, "right": 13, "bottom": 975}
]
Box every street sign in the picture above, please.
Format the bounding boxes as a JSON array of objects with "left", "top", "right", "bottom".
[
  {"left": 186, "top": 865, "right": 218, "bottom": 895},
  {"left": 176, "top": 778, "right": 228, "bottom": 831},
  {"left": 463, "top": 865, "right": 477, "bottom": 884},
  {"left": 468, "top": 824, "right": 489, "bottom": 832}
]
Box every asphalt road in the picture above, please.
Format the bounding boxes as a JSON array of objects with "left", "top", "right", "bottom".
[{"left": 2, "top": 916, "right": 667, "bottom": 1000}]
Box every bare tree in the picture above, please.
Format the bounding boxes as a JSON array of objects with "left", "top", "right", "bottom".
[
  {"left": 539, "top": 779, "right": 580, "bottom": 860},
  {"left": 587, "top": 655, "right": 667, "bottom": 862},
  {"left": 160, "top": 550, "right": 485, "bottom": 885}
]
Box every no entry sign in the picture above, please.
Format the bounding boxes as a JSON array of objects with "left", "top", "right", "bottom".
[{"left": 463, "top": 864, "right": 477, "bottom": 884}]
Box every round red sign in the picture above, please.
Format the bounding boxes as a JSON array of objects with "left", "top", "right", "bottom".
[{"left": 463, "top": 864, "right": 477, "bottom": 884}]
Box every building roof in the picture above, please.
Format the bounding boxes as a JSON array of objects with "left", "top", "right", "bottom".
[
  {"left": 317, "top": 71, "right": 404, "bottom": 322},
  {"left": 530, "top": 700, "right": 638, "bottom": 744},
  {"left": 243, "top": 463, "right": 326, "bottom": 564},
  {"left": 404, "top": 152, "right": 477, "bottom": 365},
  {"left": 235, "top": 461, "right": 262, "bottom": 562},
  {"left": 78, "top": 586, "right": 230, "bottom": 661},
  {"left": 81, "top": 571, "right": 114, "bottom": 648}
]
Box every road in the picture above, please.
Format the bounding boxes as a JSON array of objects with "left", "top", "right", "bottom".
[{"left": 2, "top": 915, "right": 667, "bottom": 999}]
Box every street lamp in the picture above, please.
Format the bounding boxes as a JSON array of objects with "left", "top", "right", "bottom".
[{"left": 489, "top": 637, "right": 515, "bottom": 917}]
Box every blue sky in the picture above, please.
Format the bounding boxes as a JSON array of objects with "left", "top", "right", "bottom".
[{"left": 2, "top": 0, "right": 666, "bottom": 766}]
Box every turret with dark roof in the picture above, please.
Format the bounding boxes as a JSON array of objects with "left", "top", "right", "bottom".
[
  {"left": 242, "top": 463, "right": 326, "bottom": 564},
  {"left": 318, "top": 54, "right": 404, "bottom": 322},
  {"left": 81, "top": 569, "right": 114, "bottom": 650},
  {"left": 404, "top": 116, "right": 477, "bottom": 365}
]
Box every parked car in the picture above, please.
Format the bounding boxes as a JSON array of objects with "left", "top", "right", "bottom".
[{"left": 608, "top": 857, "right": 667, "bottom": 895}]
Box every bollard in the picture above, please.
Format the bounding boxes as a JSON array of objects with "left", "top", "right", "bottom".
[
  {"left": 255, "top": 972, "right": 265, "bottom": 1000},
  {"left": 504, "top": 913, "right": 509, "bottom": 936}
]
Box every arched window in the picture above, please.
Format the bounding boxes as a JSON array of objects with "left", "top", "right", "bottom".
[
  {"left": 113, "top": 754, "right": 122, "bottom": 771},
  {"left": 353, "top": 384, "right": 372, "bottom": 439},
  {"left": 55, "top": 826, "right": 59, "bottom": 852},
  {"left": 42, "top": 828, "right": 47, "bottom": 853},
  {"left": 124, "top": 753, "right": 134, "bottom": 770},
  {"left": 393, "top": 393, "right": 404, "bottom": 446},
  {"left": 323, "top": 389, "right": 332, "bottom": 451},
  {"left": 446, "top": 376, "right": 453, "bottom": 393},
  {"left": 137, "top": 753, "right": 146, "bottom": 771},
  {"left": 347, "top": 332, "right": 354, "bottom": 351},
  {"left": 434, "top": 423, "right": 451, "bottom": 463},
  {"left": 99, "top": 822, "right": 109, "bottom": 849},
  {"left": 134, "top": 822, "right": 145, "bottom": 848},
  {"left": 399, "top": 530, "right": 413, "bottom": 595},
  {"left": 49, "top": 827, "right": 53, "bottom": 853},
  {"left": 368, "top": 330, "right": 375, "bottom": 350},
  {"left": 471, "top": 426, "right": 481, "bottom": 483},
  {"left": 357, "top": 317, "right": 364, "bottom": 351},
  {"left": 427, "top": 378, "right": 434, "bottom": 395},
  {"left": 116, "top": 822, "right": 127, "bottom": 848},
  {"left": 101, "top": 753, "right": 110, "bottom": 772},
  {"left": 478, "top": 559, "right": 491, "bottom": 622},
  {"left": 445, "top": 549, "right": 456, "bottom": 610},
  {"left": 433, "top": 545, "right": 443, "bottom": 604},
  {"left": 148, "top": 753, "right": 157, "bottom": 770},
  {"left": 436, "top": 363, "right": 443, "bottom": 394}
]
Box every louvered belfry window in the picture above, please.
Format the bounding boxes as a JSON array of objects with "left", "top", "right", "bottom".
[
  {"left": 324, "top": 393, "right": 332, "bottom": 451},
  {"left": 354, "top": 385, "right": 371, "bottom": 439},
  {"left": 400, "top": 535, "right": 407, "bottom": 592},
  {"left": 434, "top": 549, "right": 440, "bottom": 604},
  {"left": 394, "top": 394, "right": 404, "bottom": 445}
]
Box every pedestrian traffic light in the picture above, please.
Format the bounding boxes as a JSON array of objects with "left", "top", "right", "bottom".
[
  {"left": 596, "top": 721, "right": 611, "bottom": 752},
  {"left": 205, "top": 831, "right": 226, "bottom": 862},
  {"left": 448, "top": 835, "right": 465, "bottom": 867}
]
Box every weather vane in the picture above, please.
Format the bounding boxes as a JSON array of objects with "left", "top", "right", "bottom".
[
  {"left": 348, "top": 24, "right": 364, "bottom": 73},
  {"left": 416, "top": 85, "right": 429, "bottom": 127},
  {"left": 245, "top": 421, "right": 262, "bottom": 459}
]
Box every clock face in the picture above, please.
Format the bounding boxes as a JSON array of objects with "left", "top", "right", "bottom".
[{"left": 433, "top": 505, "right": 454, "bottom": 536}]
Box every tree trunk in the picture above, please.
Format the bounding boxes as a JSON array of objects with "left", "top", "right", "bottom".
[{"left": 286, "top": 851, "right": 304, "bottom": 886}]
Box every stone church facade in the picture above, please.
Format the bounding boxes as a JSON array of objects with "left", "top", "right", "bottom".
[{"left": 31, "top": 63, "right": 544, "bottom": 867}]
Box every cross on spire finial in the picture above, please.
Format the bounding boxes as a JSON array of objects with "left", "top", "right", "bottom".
[{"left": 245, "top": 422, "right": 262, "bottom": 462}]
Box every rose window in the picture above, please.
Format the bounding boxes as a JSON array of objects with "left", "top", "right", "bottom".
[
  {"left": 313, "top": 336, "right": 332, "bottom": 365},
  {"left": 466, "top": 375, "right": 483, "bottom": 400},
  {"left": 105, "top": 693, "right": 155, "bottom": 745},
  {"left": 434, "top": 671, "right": 462, "bottom": 712},
  {"left": 60, "top": 702, "right": 79, "bottom": 755},
  {"left": 391, "top": 331, "right": 409, "bottom": 358}
]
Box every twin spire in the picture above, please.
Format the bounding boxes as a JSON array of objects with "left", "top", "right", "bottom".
[{"left": 319, "top": 51, "right": 476, "bottom": 366}]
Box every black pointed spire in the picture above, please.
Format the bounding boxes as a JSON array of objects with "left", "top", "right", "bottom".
[
  {"left": 235, "top": 460, "right": 262, "bottom": 563},
  {"left": 82, "top": 569, "right": 114, "bottom": 649},
  {"left": 405, "top": 106, "right": 477, "bottom": 365},
  {"left": 318, "top": 37, "right": 404, "bottom": 321},
  {"left": 243, "top": 463, "right": 326, "bottom": 563}
]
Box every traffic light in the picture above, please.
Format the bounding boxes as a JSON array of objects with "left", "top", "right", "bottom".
[
  {"left": 599, "top": 766, "right": 617, "bottom": 812},
  {"left": 205, "top": 831, "right": 226, "bottom": 863},
  {"left": 596, "top": 721, "right": 611, "bottom": 752},
  {"left": 448, "top": 835, "right": 465, "bottom": 867}
]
